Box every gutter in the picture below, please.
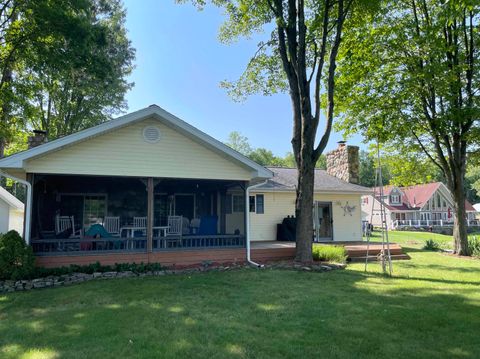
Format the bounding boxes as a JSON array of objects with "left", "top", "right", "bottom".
[
  {"left": 0, "top": 171, "right": 32, "bottom": 244},
  {"left": 245, "top": 180, "right": 268, "bottom": 268}
]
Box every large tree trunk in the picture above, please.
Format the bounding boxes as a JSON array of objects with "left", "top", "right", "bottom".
[
  {"left": 295, "top": 156, "right": 315, "bottom": 262},
  {"left": 451, "top": 172, "right": 469, "bottom": 255}
]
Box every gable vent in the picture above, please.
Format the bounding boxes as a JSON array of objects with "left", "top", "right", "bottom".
[{"left": 142, "top": 126, "right": 161, "bottom": 143}]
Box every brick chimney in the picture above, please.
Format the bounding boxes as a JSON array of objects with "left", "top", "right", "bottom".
[
  {"left": 28, "top": 130, "right": 47, "bottom": 149},
  {"left": 326, "top": 141, "right": 360, "bottom": 184}
]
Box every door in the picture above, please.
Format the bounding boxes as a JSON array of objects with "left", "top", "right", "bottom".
[
  {"left": 175, "top": 194, "right": 195, "bottom": 221},
  {"left": 314, "top": 201, "right": 333, "bottom": 241}
]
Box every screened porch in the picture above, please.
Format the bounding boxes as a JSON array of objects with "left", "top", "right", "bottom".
[{"left": 30, "top": 174, "right": 247, "bottom": 255}]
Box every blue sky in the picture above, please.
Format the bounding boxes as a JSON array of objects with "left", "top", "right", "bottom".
[{"left": 122, "top": 0, "right": 365, "bottom": 156}]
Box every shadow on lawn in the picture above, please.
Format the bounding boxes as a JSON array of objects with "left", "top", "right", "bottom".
[{"left": 0, "top": 268, "right": 479, "bottom": 359}]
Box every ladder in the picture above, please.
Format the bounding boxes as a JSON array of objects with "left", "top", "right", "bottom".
[{"left": 364, "top": 144, "right": 393, "bottom": 275}]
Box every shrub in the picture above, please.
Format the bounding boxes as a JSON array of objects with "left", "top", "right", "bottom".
[
  {"left": 0, "top": 230, "right": 35, "bottom": 280},
  {"left": 312, "top": 245, "right": 347, "bottom": 263},
  {"left": 423, "top": 239, "right": 440, "bottom": 251},
  {"left": 468, "top": 236, "right": 480, "bottom": 258}
]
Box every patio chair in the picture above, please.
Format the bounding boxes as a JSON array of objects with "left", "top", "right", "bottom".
[
  {"left": 55, "top": 215, "right": 82, "bottom": 238},
  {"left": 103, "top": 216, "right": 120, "bottom": 237},
  {"left": 165, "top": 215, "right": 183, "bottom": 247},
  {"left": 190, "top": 218, "right": 200, "bottom": 234},
  {"left": 133, "top": 216, "right": 147, "bottom": 236}
]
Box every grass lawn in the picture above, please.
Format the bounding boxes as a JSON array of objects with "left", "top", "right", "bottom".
[
  {"left": 374, "top": 230, "right": 480, "bottom": 250},
  {"left": 1, "top": 233, "right": 480, "bottom": 358}
]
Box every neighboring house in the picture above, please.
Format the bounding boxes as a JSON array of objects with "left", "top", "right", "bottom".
[
  {"left": 362, "top": 182, "right": 478, "bottom": 229},
  {"left": 0, "top": 186, "right": 24, "bottom": 234},
  {"left": 474, "top": 203, "right": 480, "bottom": 220},
  {"left": 0, "top": 105, "right": 369, "bottom": 268}
]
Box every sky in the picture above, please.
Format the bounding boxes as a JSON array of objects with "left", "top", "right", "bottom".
[{"left": 122, "top": 0, "right": 366, "bottom": 156}]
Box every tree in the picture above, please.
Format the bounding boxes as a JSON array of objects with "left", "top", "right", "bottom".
[
  {"left": 0, "top": 0, "right": 134, "bottom": 153},
  {"left": 226, "top": 131, "right": 252, "bottom": 156},
  {"left": 336, "top": 0, "right": 479, "bottom": 255},
  {"left": 184, "top": 0, "right": 365, "bottom": 261}
]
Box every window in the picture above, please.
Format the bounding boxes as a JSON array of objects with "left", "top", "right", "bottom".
[
  {"left": 442, "top": 199, "right": 446, "bottom": 208},
  {"left": 249, "top": 196, "right": 256, "bottom": 212},
  {"left": 362, "top": 197, "right": 369, "bottom": 204},
  {"left": 232, "top": 195, "right": 244, "bottom": 213},
  {"left": 256, "top": 194, "right": 264, "bottom": 214},
  {"left": 437, "top": 194, "right": 441, "bottom": 208},
  {"left": 431, "top": 198, "right": 436, "bottom": 209},
  {"left": 390, "top": 194, "right": 400, "bottom": 204},
  {"left": 249, "top": 194, "right": 265, "bottom": 214}
]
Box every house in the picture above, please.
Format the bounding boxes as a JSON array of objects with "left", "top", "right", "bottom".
[
  {"left": 474, "top": 203, "right": 480, "bottom": 220},
  {"left": 0, "top": 105, "right": 369, "bottom": 268},
  {"left": 0, "top": 186, "right": 24, "bottom": 234},
  {"left": 362, "top": 182, "right": 478, "bottom": 229}
]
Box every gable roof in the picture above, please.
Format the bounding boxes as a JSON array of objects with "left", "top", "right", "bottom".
[
  {"left": 372, "top": 182, "right": 477, "bottom": 212},
  {"left": 0, "top": 187, "right": 24, "bottom": 211},
  {"left": 252, "top": 167, "right": 371, "bottom": 194},
  {"left": 0, "top": 105, "right": 272, "bottom": 179}
]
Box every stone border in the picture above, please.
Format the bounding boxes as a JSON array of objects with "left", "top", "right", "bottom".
[{"left": 0, "top": 262, "right": 346, "bottom": 293}]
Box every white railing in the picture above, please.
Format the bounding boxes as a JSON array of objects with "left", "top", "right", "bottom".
[{"left": 393, "top": 219, "right": 479, "bottom": 228}]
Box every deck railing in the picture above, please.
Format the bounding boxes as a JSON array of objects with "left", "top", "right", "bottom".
[
  {"left": 393, "top": 219, "right": 479, "bottom": 228},
  {"left": 32, "top": 235, "right": 245, "bottom": 255}
]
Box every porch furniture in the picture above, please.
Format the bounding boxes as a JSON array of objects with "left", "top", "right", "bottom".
[
  {"left": 103, "top": 217, "right": 120, "bottom": 237},
  {"left": 182, "top": 217, "right": 190, "bottom": 235},
  {"left": 190, "top": 218, "right": 200, "bottom": 234},
  {"left": 165, "top": 216, "right": 183, "bottom": 247},
  {"left": 55, "top": 215, "right": 82, "bottom": 239},
  {"left": 198, "top": 215, "right": 218, "bottom": 235}
]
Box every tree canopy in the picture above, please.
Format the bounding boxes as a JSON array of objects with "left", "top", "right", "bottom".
[
  {"left": 0, "top": 0, "right": 134, "bottom": 156},
  {"left": 336, "top": 0, "right": 480, "bottom": 254}
]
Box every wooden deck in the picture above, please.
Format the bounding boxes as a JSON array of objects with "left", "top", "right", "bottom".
[
  {"left": 251, "top": 241, "right": 410, "bottom": 262},
  {"left": 35, "top": 241, "right": 409, "bottom": 268}
]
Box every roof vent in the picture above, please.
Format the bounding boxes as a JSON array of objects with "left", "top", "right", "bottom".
[{"left": 142, "top": 126, "right": 161, "bottom": 143}]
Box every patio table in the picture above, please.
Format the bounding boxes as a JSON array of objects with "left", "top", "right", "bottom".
[{"left": 120, "top": 226, "right": 169, "bottom": 249}]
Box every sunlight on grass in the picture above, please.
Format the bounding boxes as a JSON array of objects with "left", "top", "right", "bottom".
[
  {"left": 226, "top": 343, "right": 245, "bottom": 356},
  {"left": 0, "top": 296, "right": 7, "bottom": 302},
  {"left": 2, "top": 345, "right": 59, "bottom": 359},
  {"left": 257, "top": 303, "right": 284, "bottom": 311},
  {"left": 173, "top": 339, "right": 191, "bottom": 350},
  {"left": 104, "top": 304, "right": 121, "bottom": 309},
  {"left": 26, "top": 321, "right": 44, "bottom": 333},
  {"left": 168, "top": 306, "right": 184, "bottom": 313},
  {"left": 184, "top": 317, "right": 197, "bottom": 326},
  {"left": 20, "top": 349, "right": 59, "bottom": 359},
  {"left": 73, "top": 313, "right": 85, "bottom": 319}
]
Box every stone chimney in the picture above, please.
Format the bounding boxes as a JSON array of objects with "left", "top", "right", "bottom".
[
  {"left": 27, "top": 130, "right": 48, "bottom": 149},
  {"left": 326, "top": 141, "right": 360, "bottom": 184}
]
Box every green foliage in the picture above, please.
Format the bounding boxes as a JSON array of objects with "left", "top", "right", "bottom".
[
  {"left": 423, "top": 239, "right": 440, "bottom": 251},
  {"left": 468, "top": 237, "right": 480, "bottom": 258},
  {"left": 312, "top": 245, "right": 347, "bottom": 263},
  {"left": 0, "top": 230, "right": 35, "bottom": 280},
  {"left": 225, "top": 131, "right": 326, "bottom": 168},
  {"left": 0, "top": 0, "right": 134, "bottom": 154}
]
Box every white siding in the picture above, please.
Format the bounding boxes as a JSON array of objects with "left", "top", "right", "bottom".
[
  {"left": 25, "top": 118, "right": 253, "bottom": 181},
  {"left": 0, "top": 200, "right": 9, "bottom": 234},
  {"left": 8, "top": 209, "right": 24, "bottom": 234},
  {"left": 250, "top": 191, "right": 363, "bottom": 242}
]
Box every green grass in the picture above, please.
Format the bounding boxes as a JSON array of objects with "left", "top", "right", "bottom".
[
  {"left": 1, "top": 234, "right": 480, "bottom": 358},
  {"left": 312, "top": 244, "right": 347, "bottom": 263},
  {"left": 372, "top": 230, "right": 480, "bottom": 251}
]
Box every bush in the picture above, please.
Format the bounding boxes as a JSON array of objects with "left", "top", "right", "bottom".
[
  {"left": 0, "top": 230, "right": 35, "bottom": 280},
  {"left": 312, "top": 245, "right": 347, "bottom": 263},
  {"left": 468, "top": 236, "right": 480, "bottom": 258},
  {"left": 423, "top": 239, "right": 440, "bottom": 251}
]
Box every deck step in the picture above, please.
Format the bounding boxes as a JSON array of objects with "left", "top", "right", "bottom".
[{"left": 349, "top": 254, "right": 411, "bottom": 262}]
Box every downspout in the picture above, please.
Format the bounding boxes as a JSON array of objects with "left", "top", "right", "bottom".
[
  {"left": 0, "top": 171, "right": 32, "bottom": 244},
  {"left": 246, "top": 180, "right": 268, "bottom": 268}
]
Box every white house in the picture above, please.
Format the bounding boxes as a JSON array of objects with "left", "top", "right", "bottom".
[
  {"left": 0, "top": 105, "right": 370, "bottom": 267},
  {"left": 362, "top": 182, "right": 478, "bottom": 229},
  {"left": 0, "top": 186, "right": 24, "bottom": 234}
]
